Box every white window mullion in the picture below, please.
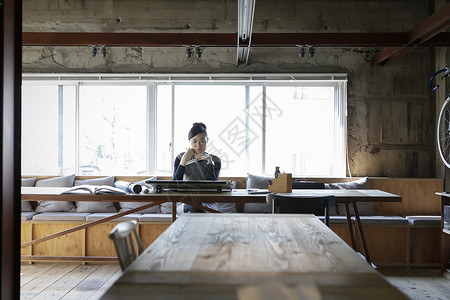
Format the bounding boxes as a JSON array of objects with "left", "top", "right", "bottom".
[
  {"left": 75, "top": 83, "right": 80, "bottom": 175},
  {"left": 262, "top": 84, "right": 267, "bottom": 174},
  {"left": 147, "top": 81, "right": 156, "bottom": 175},
  {"left": 170, "top": 84, "right": 175, "bottom": 175},
  {"left": 57, "top": 85, "right": 64, "bottom": 174}
]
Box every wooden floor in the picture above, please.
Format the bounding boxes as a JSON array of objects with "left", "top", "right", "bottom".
[
  {"left": 377, "top": 267, "right": 450, "bottom": 300},
  {"left": 20, "top": 263, "right": 122, "bottom": 300},
  {"left": 20, "top": 264, "right": 450, "bottom": 299}
]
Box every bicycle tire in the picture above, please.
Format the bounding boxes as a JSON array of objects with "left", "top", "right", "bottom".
[{"left": 437, "top": 97, "right": 450, "bottom": 168}]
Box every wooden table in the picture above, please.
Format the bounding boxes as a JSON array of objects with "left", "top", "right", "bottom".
[
  {"left": 21, "top": 187, "right": 401, "bottom": 264},
  {"left": 436, "top": 192, "right": 450, "bottom": 274},
  {"left": 101, "top": 214, "right": 407, "bottom": 300}
]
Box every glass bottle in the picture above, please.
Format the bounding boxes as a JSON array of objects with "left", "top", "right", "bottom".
[{"left": 274, "top": 166, "right": 280, "bottom": 178}]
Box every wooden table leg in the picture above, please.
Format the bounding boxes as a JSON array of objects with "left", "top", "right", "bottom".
[
  {"left": 172, "top": 201, "right": 177, "bottom": 222},
  {"left": 344, "top": 203, "right": 357, "bottom": 250},
  {"left": 352, "top": 202, "right": 372, "bottom": 264}
]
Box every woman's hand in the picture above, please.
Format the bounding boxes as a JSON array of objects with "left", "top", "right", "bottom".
[{"left": 180, "top": 148, "right": 195, "bottom": 166}]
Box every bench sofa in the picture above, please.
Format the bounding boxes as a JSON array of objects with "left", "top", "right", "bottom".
[{"left": 20, "top": 175, "right": 443, "bottom": 267}]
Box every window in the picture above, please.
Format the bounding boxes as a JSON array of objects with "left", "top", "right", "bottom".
[
  {"left": 22, "top": 74, "right": 347, "bottom": 177},
  {"left": 78, "top": 85, "right": 147, "bottom": 175}
]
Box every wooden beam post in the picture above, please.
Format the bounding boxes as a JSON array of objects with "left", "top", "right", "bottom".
[{"left": 1, "top": 0, "right": 22, "bottom": 299}]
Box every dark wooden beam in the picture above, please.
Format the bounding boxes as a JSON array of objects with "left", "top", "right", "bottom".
[
  {"left": 22, "top": 32, "right": 450, "bottom": 48},
  {"left": 1, "top": 0, "right": 22, "bottom": 299},
  {"left": 373, "top": 3, "right": 450, "bottom": 65},
  {"left": 22, "top": 32, "right": 238, "bottom": 47},
  {"left": 251, "top": 32, "right": 410, "bottom": 47}
]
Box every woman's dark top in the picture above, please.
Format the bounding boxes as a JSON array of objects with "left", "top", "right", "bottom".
[{"left": 172, "top": 152, "right": 221, "bottom": 180}]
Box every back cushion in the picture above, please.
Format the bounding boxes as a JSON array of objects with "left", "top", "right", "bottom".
[
  {"left": 244, "top": 173, "right": 273, "bottom": 213},
  {"left": 327, "top": 177, "right": 374, "bottom": 215},
  {"left": 73, "top": 176, "right": 117, "bottom": 213},
  {"left": 292, "top": 181, "right": 338, "bottom": 215},
  {"left": 21, "top": 177, "right": 37, "bottom": 212},
  {"left": 35, "top": 174, "right": 76, "bottom": 212}
]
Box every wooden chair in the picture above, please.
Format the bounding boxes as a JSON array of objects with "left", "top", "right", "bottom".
[
  {"left": 270, "top": 193, "right": 334, "bottom": 227},
  {"left": 109, "top": 220, "right": 144, "bottom": 271}
]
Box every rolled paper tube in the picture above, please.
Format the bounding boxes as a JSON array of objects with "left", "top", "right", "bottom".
[
  {"left": 129, "top": 183, "right": 142, "bottom": 194},
  {"left": 114, "top": 181, "right": 143, "bottom": 194}
]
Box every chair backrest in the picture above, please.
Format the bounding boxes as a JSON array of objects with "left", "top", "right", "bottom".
[
  {"left": 271, "top": 193, "right": 334, "bottom": 227},
  {"left": 109, "top": 220, "right": 144, "bottom": 271},
  {"left": 292, "top": 181, "right": 325, "bottom": 189}
]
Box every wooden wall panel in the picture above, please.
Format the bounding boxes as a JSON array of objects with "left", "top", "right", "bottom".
[
  {"left": 32, "top": 223, "right": 85, "bottom": 256},
  {"left": 85, "top": 224, "right": 117, "bottom": 257},
  {"left": 21, "top": 222, "right": 32, "bottom": 256},
  {"left": 330, "top": 224, "right": 353, "bottom": 247},
  {"left": 139, "top": 223, "right": 171, "bottom": 249},
  {"left": 410, "top": 228, "right": 441, "bottom": 264},
  {"left": 371, "top": 178, "right": 443, "bottom": 215},
  {"left": 356, "top": 226, "right": 408, "bottom": 264}
]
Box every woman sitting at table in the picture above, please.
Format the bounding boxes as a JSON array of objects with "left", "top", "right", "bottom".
[{"left": 173, "top": 122, "right": 221, "bottom": 213}]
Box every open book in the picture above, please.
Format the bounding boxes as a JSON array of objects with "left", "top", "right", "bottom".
[{"left": 62, "top": 185, "right": 127, "bottom": 195}]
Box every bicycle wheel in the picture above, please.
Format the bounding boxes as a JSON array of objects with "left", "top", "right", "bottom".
[{"left": 437, "top": 97, "right": 450, "bottom": 168}]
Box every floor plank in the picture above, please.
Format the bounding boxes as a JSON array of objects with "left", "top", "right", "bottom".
[
  {"left": 20, "top": 264, "right": 57, "bottom": 286},
  {"left": 21, "top": 264, "right": 79, "bottom": 300},
  {"left": 31, "top": 265, "right": 101, "bottom": 300},
  {"left": 20, "top": 264, "right": 450, "bottom": 300},
  {"left": 60, "top": 264, "right": 121, "bottom": 300},
  {"left": 379, "top": 267, "right": 450, "bottom": 300},
  {"left": 88, "top": 268, "right": 123, "bottom": 300}
]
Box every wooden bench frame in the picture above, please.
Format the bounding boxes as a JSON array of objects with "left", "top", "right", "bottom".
[{"left": 21, "top": 176, "right": 443, "bottom": 267}]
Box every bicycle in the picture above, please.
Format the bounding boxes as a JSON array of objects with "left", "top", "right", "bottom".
[{"left": 432, "top": 67, "right": 450, "bottom": 167}]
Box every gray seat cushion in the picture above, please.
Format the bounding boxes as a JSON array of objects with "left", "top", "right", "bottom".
[
  {"left": 353, "top": 215, "right": 408, "bottom": 225},
  {"left": 216, "top": 203, "right": 237, "bottom": 213},
  {"left": 406, "top": 215, "right": 441, "bottom": 225},
  {"left": 86, "top": 213, "right": 141, "bottom": 222},
  {"left": 21, "top": 212, "right": 39, "bottom": 221},
  {"left": 139, "top": 214, "right": 173, "bottom": 222},
  {"left": 330, "top": 216, "right": 351, "bottom": 224},
  {"left": 32, "top": 212, "right": 91, "bottom": 221}
]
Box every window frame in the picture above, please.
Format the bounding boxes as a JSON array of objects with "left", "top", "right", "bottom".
[{"left": 22, "top": 73, "right": 347, "bottom": 177}]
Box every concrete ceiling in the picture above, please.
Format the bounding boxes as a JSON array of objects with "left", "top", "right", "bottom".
[{"left": 21, "top": 1, "right": 450, "bottom": 66}]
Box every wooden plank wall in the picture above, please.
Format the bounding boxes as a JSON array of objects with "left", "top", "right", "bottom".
[{"left": 369, "top": 178, "right": 443, "bottom": 215}]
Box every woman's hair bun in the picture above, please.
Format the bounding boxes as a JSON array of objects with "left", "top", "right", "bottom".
[
  {"left": 188, "top": 122, "right": 208, "bottom": 140},
  {"left": 193, "top": 122, "right": 207, "bottom": 129}
]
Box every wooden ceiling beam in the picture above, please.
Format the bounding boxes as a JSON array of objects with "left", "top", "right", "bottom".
[
  {"left": 21, "top": 32, "right": 238, "bottom": 47},
  {"left": 251, "top": 32, "right": 410, "bottom": 47},
  {"left": 22, "top": 32, "right": 450, "bottom": 48},
  {"left": 372, "top": 3, "right": 450, "bottom": 65}
]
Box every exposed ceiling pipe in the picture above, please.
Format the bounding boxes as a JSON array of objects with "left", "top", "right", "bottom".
[{"left": 237, "top": 0, "right": 256, "bottom": 65}]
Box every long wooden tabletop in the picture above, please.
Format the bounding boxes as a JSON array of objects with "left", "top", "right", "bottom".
[
  {"left": 101, "top": 214, "right": 406, "bottom": 299},
  {"left": 21, "top": 187, "right": 401, "bottom": 204}
]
